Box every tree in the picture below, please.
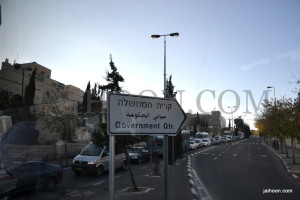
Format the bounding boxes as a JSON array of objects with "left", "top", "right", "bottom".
[
  {"left": 166, "top": 75, "right": 179, "bottom": 164},
  {"left": 24, "top": 68, "right": 36, "bottom": 106},
  {"left": 82, "top": 81, "right": 91, "bottom": 113},
  {"left": 98, "top": 55, "right": 140, "bottom": 191},
  {"left": 99, "top": 54, "right": 124, "bottom": 94},
  {"left": 91, "top": 83, "right": 102, "bottom": 113},
  {"left": 255, "top": 96, "right": 300, "bottom": 162},
  {"left": 36, "top": 94, "right": 77, "bottom": 166},
  {"left": 166, "top": 75, "right": 176, "bottom": 98}
]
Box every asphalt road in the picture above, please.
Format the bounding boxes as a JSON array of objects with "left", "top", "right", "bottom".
[
  {"left": 191, "top": 137, "right": 300, "bottom": 200},
  {"left": 11, "top": 161, "right": 154, "bottom": 200}
]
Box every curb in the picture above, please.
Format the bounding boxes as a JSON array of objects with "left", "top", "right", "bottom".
[
  {"left": 187, "top": 147, "right": 215, "bottom": 200},
  {"left": 264, "top": 143, "right": 300, "bottom": 182}
]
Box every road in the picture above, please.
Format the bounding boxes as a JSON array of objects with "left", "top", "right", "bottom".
[
  {"left": 191, "top": 137, "right": 300, "bottom": 200},
  {"left": 11, "top": 161, "right": 154, "bottom": 200},
  {"left": 10, "top": 137, "right": 300, "bottom": 200}
]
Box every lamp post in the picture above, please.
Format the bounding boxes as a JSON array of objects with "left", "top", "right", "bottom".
[
  {"left": 228, "top": 106, "right": 236, "bottom": 135},
  {"left": 151, "top": 33, "right": 179, "bottom": 98},
  {"left": 151, "top": 32, "right": 179, "bottom": 200}
]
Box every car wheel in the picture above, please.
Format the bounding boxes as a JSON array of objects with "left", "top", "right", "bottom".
[
  {"left": 95, "top": 166, "right": 104, "bottom": 176},
  {"left": 45, "top": 177, "right": 57, "bottom": 191}
]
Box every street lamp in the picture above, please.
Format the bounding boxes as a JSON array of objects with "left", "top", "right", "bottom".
[
  {"left": 151, "top": 32, "right": 179, "bottom": 98},
  {"left": 228, "top": 106, "right": 236, "bottom": 135},
  {"left": 151, "top": 32, "right": 179, "bottom": 200}
]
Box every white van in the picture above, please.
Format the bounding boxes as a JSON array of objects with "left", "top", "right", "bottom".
[{"left": 71, "top": 143, "right": 127, "bottom": 176}]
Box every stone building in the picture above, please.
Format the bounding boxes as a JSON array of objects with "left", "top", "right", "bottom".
[
  {"left": 0, "top": 59, "right": 84, "bottom": 107},
  {"left": 184, "top": 111, "right": 226, "bottom": 136}
]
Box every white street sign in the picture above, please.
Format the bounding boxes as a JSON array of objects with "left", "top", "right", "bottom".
[{"left": 108, "top": 93, "right": 187, "bottom": 136}]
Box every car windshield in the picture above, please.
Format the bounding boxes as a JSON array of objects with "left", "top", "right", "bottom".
[
  {"left": 129, "top": 148, "right": 143, "bottom": 153},
  {"left": 80, "top": 144, "right": 103, "bottom": 156}
]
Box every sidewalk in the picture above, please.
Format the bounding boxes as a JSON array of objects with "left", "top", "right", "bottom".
[
  {"left": 265, "top": 142, "right": 300, "bottom": 181},
  {"left": 114, "top": 156, "right": 194, "bottom": 200}
]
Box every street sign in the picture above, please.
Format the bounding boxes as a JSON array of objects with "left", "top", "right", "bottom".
[{"left": 108, "top": 93, "right": 186, "bottom": 136}]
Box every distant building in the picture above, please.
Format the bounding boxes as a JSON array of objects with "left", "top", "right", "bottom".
[
  {"left": 184, "top": 111, "right": 226, "bottom": 136},
  {"left": 0, "top": 59, "right": 84, "bottom": 108}
]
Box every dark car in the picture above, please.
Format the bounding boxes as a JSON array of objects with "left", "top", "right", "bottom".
[
  {"left": 128, "top": 147, "right": 150, "bottom": 164},
  {"left": 6, "top": 161, "right": 63, "bottom": 192},
  {"left": 0, "top": 165, "right": 17, "bottom": 199}
]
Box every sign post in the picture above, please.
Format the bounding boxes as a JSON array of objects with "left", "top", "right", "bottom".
[
  {"left": 107, "top": 92, "right": 186, "bottom": 200},
  {"left": 108, "top": 135, "right": 115, "bottom": 200}
]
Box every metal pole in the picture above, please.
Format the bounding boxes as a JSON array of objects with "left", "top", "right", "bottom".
[
  {"left": 163, "top": 35, "right": 168, "bottom": 200},
  {"left": 109, "top": 135, "right": 115, "bottom": 200},
  {"left": 172, "top": 136, "right": 174, "bottom": 165},
  {"left": 231, "top": 109, "right": 233, "bottom": 136},
  {"left": 164, "top": 135, "right": 168, "bottom": 200},
  {"left": 164, "top": 36, "right": 166, "bottom": 98},
  {"left": 22, "top": 68, "right": 24, "bottom": 98}
]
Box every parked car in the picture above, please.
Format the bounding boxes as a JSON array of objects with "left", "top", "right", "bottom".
[
  {"left": 221, "top": 136, "right": 228, "bottom": 143},
  {"left": 226, "top": 135, "right": 233, "bottom": 142},
  {"left": 213, "top": 137, "right": 221, "bottom": 144},
  {"left": 214, "top": 136, "right": 222, "bottom": 140},
  {"left": 209, "top": 138, "right": 216, "bottom": 145},
  {"left": 0, "top": 165, "right": 17, "bottom": 199},
  {"left": 6, "top": 161, "right": 63, "bottom": 192},
  {"left": 194, "top": 139, "right": 204, "bottom": 148},
  {"left": 201, "top": 139, "right": 211, "bottom": 146},
  {"left": 189, "top": 140, "right": 198, "bottom": 150},
  {"left": 72, "top": 142, "right": 127, "bottom": 176},
  {"left": 233, "top": 136, "right": 240, "bottom": 140},
  {"left": 128, "top": 147, "right": 150, "bottom": 164}
]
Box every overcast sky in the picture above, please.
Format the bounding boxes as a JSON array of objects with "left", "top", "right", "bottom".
[{"left": 1, "top": 0, "right": 300, "bottom": 129}]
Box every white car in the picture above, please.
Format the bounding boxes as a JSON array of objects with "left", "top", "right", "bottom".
[
  {"left": 221, "top": 136, "right": 228, "bottom": 143},
  {"left": 194, "top": 138, "right": 204, "bottom": 148},
  {"left": 201, "top": 139, "right": 211, "bottom": 146},
  {"left": 226, "top": 135, "right": 233, "bottom": 142},
  {"left": 72, "top": 143, "right": 127, "bottom": 176},
  {"left": 189, "top": 141, "right": 198, "bottom": 150}
]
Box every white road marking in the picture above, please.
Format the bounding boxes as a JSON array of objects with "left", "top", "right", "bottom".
[
  {"left": 93, "top": 181, "right": 105, "bottom": 186},
  {"left": 191, "top": 169, "right": 213, "bottom": 200}
]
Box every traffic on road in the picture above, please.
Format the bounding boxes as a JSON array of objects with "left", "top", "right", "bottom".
[{"left": 1, "top": 135, "right": 300, "bottom": 200}]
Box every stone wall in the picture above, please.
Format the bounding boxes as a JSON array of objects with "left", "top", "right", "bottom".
[
  {"left": 1, "top": 142, "right": 88, "bottom": 163},
  {"left": 285, "top": 138, "right": 300, "bottom": 149}
]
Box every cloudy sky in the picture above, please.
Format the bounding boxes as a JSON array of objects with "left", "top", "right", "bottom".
[{"left": 1, "top": 0, "right": 300, "bottom": 128}]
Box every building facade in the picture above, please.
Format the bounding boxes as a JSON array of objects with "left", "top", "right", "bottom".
[
  {"left": 184, "top": 111, "right": 226, "bottom": 136},
  {"left": 0, "top": 59, "right": 84, "bottom": 107}
]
